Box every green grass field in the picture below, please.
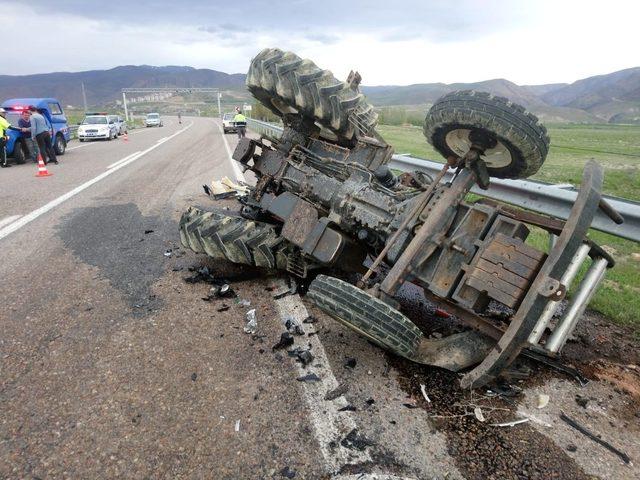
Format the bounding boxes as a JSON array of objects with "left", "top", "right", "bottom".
[{"left": 378, "top": 123, "right": 640, "bottom": 332}]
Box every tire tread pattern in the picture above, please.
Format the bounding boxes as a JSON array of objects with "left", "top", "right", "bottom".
[
  {"left": 307, "top": 275, "right": 423, "bottom": 359},
  {"left": 423, "top": 90, "right": 550, "bottom": 179},
  {"left": 246, "top": 48, "right": 377, "bottom": 143}
]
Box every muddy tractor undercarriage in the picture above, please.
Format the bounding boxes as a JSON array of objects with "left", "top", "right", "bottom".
[{"left": 180, "top": 48, "right": 617, "bottom": 388}]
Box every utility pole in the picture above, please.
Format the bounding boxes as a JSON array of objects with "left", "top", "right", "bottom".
[
  {"left": 81, "top": 82, "right": 88, "bottom": 113},
  {"left": 122, "top": 92, "right": 129, "bottom": 122},
  {"left": 217, "top": 92, "right": 222, "bottom": 118}
]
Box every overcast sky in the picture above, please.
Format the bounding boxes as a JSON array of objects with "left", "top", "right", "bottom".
[{"left": 2, "top": 0, "right": 639, "bottom": 85}]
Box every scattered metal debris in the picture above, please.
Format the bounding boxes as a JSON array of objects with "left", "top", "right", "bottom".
[
  {"left": 343, "top": 358, "right": 357, "bottom": 369},
  {"left": 244, "top": 309, "right": 257, "bottom": 334},
  {"left": 283, "top": 317, "right": 304, "bottom": 335},
  {"left": 338, "top": 405, "right": 356, "bottom": 412},
  {"left": 296, "top": 373, "right": 321, "bottom": 382},
  {"left": 522, "top": 350, "right": 590, "bottom": 387},
  {"left": 272, "top": 332, "right": 294, "bottom": 350},
  {"left": 560, "top": 412, "right": 631, "bottom": 464},
  {"left": 287, "top": 347, "right": 314, "bottom": 366},
  {"left": 324, "top": 384, "right": 348, "bottom": 401},
  {"left": 575, "top": 395, "right": 589, "bottom": 408},
  {"left": 340, "top": 429, "right": 375, "bottom": 451}
]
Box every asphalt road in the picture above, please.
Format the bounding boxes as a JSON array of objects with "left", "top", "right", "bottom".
[{"left": 1, "top": 117, "right": 638, "bottom": 479}]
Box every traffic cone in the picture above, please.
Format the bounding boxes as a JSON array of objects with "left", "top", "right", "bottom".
[
  {"left": 35, "top": 154, "right": 53, "bottom": 177},
  {"left": 122, "top": 131, "right": 129, "bottom": 142}
]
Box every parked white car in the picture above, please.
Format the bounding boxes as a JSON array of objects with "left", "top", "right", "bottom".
[
  {"left": 222, "top": 113, "right": 237, "bottom": 134},
  {"left": 109, "top": 115, "right": 127, "bottom": 135},
  {"left": 145, "top": 113, "right": 163, "bottom": 127},
  {"left": 78, "top": 114, "right": 119, "bottom": 141}
]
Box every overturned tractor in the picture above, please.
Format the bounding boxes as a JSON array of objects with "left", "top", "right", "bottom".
[{"left": 181, "top": 48, "right": 616, "bottom": 388}]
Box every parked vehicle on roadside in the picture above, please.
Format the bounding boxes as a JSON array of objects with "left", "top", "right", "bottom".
[
  {"left": 145, "top": 113, "right": 163, "bottom": 127},
  {"left": 1, "top": 98, "right": 70, "bottom": 164},
  {"left": 109, "top": 115, "right": 127, "bottom": 135},
  {"left": 77, "top": 113, "right": 119, "bottom": 141},
  {"left": 222, "top": 113, "right": 237, "bottom": 134}
]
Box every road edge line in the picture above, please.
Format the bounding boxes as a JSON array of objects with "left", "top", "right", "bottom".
[{"left": 214, "top": 119, "right": 245, "bottom": 182}]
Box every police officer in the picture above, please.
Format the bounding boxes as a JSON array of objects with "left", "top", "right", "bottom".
[
  {"left": 233, "top": 106, "right": 247, "bottom": 139},
  {"left": 0, "top": 108, "right": 23, "bottom": 168}
]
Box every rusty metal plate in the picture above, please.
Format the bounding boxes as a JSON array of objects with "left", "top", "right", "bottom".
[
  {"left": 454, "top": 232, "right": 546, "bottom": 310},
  {"left": 282, "top": 199, "right": 318, "bottom": 248}
]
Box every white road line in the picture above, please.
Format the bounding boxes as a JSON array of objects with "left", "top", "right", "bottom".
[
  {"left": 67, "top": 143, "right": 95, "bottom": 151},
  {"left": 0, "top": 215, "right": 22, "bottom": 229},
  {"left": 0, "top": 122, "right": 193, "bottom": 241},
  {"left": 214, "top": 120, "right": 245, "bottom": 182},
  {"left": 274, "top": 285, "right": 371, "bottom": 473},
  {"left": 107, "top": 151, "right": 141, "bottom": 169}
]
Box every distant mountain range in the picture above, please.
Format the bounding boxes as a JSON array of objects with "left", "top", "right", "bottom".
[
  {"left": 0, "top": 64, "right": 638, "bottom": 123},
  {"left": 0, "top": 65, "right": 246, "bottom": 107},
  {"left": 362, "top": 67, "right": 640, "bottom": 124}
]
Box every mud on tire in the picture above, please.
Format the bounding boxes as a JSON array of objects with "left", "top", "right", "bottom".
[
  {"left": 246, "top": 48, "right": 377, "bottom": 144},
  {"left": 307, "top": 275, "right": 424, "bottom": 359},
  {"left": 423, "top": 90, "right": 550, "bottom": 179},
  {"left": 180, "top": 207, "right": 286, "bottom": 270}
]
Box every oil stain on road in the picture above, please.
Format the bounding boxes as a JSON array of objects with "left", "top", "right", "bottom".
[{"left": 58, "top": 203, "right": 176, "bottom": 316}]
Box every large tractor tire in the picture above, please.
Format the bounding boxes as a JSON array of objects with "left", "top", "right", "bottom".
[
  {"left": 307, "top": 275, "right": 424, "bottom": 359},
  {"left": 423, "top": 90, "right": 550, "bottom": 179},
  {"left": 180, "top": 207, "right": 287, "bottom": 270},
  {"left": 246, "top": 48, "right": 377, "bottom": 144}
]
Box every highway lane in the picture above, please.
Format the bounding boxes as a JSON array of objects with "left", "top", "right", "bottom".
[{"left": 0, "top": 116, "right": 619, "bottom": 479}]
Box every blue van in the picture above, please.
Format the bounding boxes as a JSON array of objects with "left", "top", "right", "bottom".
[{"left": 1, "top": 98, "right": 71, "bottom": 164}]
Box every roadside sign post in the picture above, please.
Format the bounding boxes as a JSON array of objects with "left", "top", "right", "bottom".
[{"left": 122, "top": 92, "right": 129, "bottom": 122}]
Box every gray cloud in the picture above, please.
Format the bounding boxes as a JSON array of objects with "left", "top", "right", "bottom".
[{"left": 13, "top": 0, "right": 532, "bottom": 42}]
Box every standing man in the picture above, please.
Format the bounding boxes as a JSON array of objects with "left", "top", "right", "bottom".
[
  {"left": 178, "top": 112, "right": 182, "bottom": 125},
  {"left": 18, "top": 109, "right": 37, "bottom": 162},
  {"left": 0, "top": 107, "right": 22, "bottom": 168},
  {"left": 29, "top": 106, "right": 57, "bottom": 165},
  {"left": 233, "top": 106, "right": 247, "bottom": 139}
]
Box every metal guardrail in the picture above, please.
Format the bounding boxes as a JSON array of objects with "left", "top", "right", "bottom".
[{"left": 246, "top": 118, "right": 640, "bottom": 243}]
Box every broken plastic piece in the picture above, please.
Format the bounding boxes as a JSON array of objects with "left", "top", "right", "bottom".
[
  {"left": 244, "top": 309, "right": 257, "bottom": 334},
  {"left": 536, "top": 393, "right": 550, "bottom": 409},
  {"left": 490, "top": 418, "right": 530, "bottom": 427},
  {"left": 420, "top": 384, "right": 431, "bottom": 403},
  {"left": 474, "top": 407, "right": 486, "bottom": 422}
]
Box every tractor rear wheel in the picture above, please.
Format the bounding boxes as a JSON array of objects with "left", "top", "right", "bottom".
[{"left": 246, "top": 48, "right": 377, "bottom": 144}]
